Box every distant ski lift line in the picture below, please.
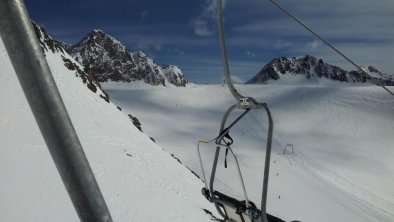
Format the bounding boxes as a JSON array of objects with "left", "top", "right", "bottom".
[{"left": 269, "top": 0, "right": 394, "bottom": 97}]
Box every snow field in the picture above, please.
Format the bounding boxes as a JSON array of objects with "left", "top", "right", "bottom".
[
  {"left": 2, "top": 32, "right": 393, "bottom": 221},
  {"left": 103, "top": 81, "right": 394, "bottom": 222},
  {"left": 0, "top": 39, "right": 217, "bottom": 222}
]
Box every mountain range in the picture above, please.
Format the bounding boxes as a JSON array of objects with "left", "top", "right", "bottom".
[
  {"left": 0, "top": 23, "right": 222, "bottom": 222},
  {"left": 2, "top": 21, "right": 393, "bottom": 222},
  {"left": 65, "top": 29, "right": 188, "bottom": 87},
  {"left": 247, "top": 55, "right": 394, "bottom": 85},
  {"left": 34, "top": 23, "right": 393, "bottom": 88}
]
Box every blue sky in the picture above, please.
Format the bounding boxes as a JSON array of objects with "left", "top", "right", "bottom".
[{"left": 25, "top": 0, "right": 394, "bottom": 83}]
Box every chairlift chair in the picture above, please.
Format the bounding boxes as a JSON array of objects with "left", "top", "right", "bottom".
[
  {"left": 197, "top": 101, "right": 277, "bottom": 222},
  {"left": 196, "top": 1, "right": 276, "bottom": 221},
  {"left": 198, "top": 0, "right": 394, "bottom": 221}
]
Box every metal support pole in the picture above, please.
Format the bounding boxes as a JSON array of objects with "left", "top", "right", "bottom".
[
  {"left": 217, "top": 0, "right": 243, "bottom": 101},
  {"left": 215, "top": 2, "right": 274, "bottom": 221},
  {"left": 226, "top": 147, "right": 250, "bottom": 208},
  {"left": 258, "top": 103, "right": 274, "bottom": 222},
  {"left": 209, "top": 104, "right": 237, "bottom": 219},
  {"left": 208, "top": 104, "right": 273, "bottom": 222},
  {"left": 209, "top": 105, "right": 238, "bottom": 195},
  {"left": 0, "top": 0, "right": 113, "bottom": 221}
]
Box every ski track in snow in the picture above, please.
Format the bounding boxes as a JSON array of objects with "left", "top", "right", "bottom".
[{"left": 284, "top": 151, "right": 394, "bottom": 221}]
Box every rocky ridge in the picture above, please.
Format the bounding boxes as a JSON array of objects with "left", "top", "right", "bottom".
[
  {"left": 66, "top": 30, "right": 188, "bottom": 87},
  {"left": 33, "top": 23, "right": 109, "bottom": 102},
  {"left": 247, "top": 55, "right": 393, "bottom": 85},
  {"left": 32, "top": 22, "right": 149, "bottom": 132}
]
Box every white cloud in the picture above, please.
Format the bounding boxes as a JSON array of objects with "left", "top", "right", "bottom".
[
  {"left": 192, "top": 20, "right": 214, "bottom": 36},
  {"left": 273, "top": 40, "right": 293, "bottom": 50},
  {"left": 173, "top": 47, "right": 184, "bottom": 56},
  {"left": 113, "top": 27, "right": 212, "bottom": 53},
  {"left": 245, "top": 50, "right": 257, "bottom": 57},
  {"left": 227, "top": 0, "right": 394, "bottom": 73},
  {"left": 305, "top": 39, "right": 322, "bottom": 50},
  {"left": 191, "top": 0, "right": 228, "bottom": 36},
  {"left": 220, "top": 75, "right": 245, "bottom": 84},
  {"left": 229, "top": 75, "right": 245, "bottom": 84},
  {"left": 139, "top": 11, "right": 149, "bottom": 24}
]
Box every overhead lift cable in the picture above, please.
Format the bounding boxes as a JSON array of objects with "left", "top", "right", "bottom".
[{"left": 269, "top": 0, "right": 394, "bottom": 97}]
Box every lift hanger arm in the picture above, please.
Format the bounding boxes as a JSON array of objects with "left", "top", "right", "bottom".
[{"left": 217, "top": 0, "right": 244, "bottom": 101}]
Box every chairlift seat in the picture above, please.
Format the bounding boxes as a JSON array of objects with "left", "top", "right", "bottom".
[
  {"left": 206, "top": 188, "right": 259, "bottom": 222},
  {"left": 203, "top": 188, "right": 286, "bottom": 222}
]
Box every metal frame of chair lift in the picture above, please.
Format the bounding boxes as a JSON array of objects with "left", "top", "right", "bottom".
[
  {"left": 197, "top": 103, "right": 274, "bottom": 222},
  {"left": 196, "top": 1, "right": 274, "bottom": 222},
  {"left": 201, "top": 0, "right": 394, "bottom": 220},
  {"left": 199, "top": 1, "right": 394, "bottom": 221}
]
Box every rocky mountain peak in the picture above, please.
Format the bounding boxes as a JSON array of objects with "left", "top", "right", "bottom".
[
  {"left": 163, "top": 65, "right": 188, "bottom": 87},
  {"left": 68, "top": 29, "right": 127, "bottom": 64},
  {"left": 247, "top": 55, "right": 393, "bottom": 85},
  {"left": 31, "top": 22, "right": 110, "bottom": 103},
  {"left": 32, "top": 21, "right": 65, "bottom": 54},
  {"left": 92, "top": 28, "right": 104, "bottom": 34},
  {"left": 66, "top": 30, "right": 188, "bottom": 87},
  {"left": 133, "top": 51, "right": 147, "bottom": 58}
]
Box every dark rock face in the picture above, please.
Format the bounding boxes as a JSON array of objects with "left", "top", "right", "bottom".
[
  {"left": 352, "top": 66, "right": 394, "bottom": 86},
  {"left": 247, "top": 55, "right": 393, "bottom": 85},
  {"left": 32, "top": 22, "right": 65, "bottom": 54},
  {"left": 131, "top": 51, "right": 165, "bottom": 86},
  {"left": 66, "top": 30, "right": 187, "bottom": 87},
  {"left": 163, "top": 65, "right": 188, "bottom": 87},
  {"left": 32, "top": 23, "right": 110, "bottom": 103}
]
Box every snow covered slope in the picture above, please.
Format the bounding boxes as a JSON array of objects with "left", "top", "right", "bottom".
[
  {"left": 103, "top": 81, "right": 394, "bottom": 222},
  {"left": 0, "top": 37, "right": 217, "bottom": 221}
]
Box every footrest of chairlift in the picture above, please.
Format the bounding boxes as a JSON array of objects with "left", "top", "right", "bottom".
[{"left": 202, "top": 188, "right": 286, "bottom": 222}]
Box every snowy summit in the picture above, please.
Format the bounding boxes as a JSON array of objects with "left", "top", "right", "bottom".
[
  {"left": 66, "top": 29, "right": 188, "bottom": 87},
  {"left": 247, "top": 55, "right": 394, "bottom": 85}
]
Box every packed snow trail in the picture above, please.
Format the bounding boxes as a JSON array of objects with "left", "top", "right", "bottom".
[
  {"left": 284, "top": 151, "right": 394, "bottom": 221},
  {"left": 0, "top": 38, "right": 217, "bottom": 221}
]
